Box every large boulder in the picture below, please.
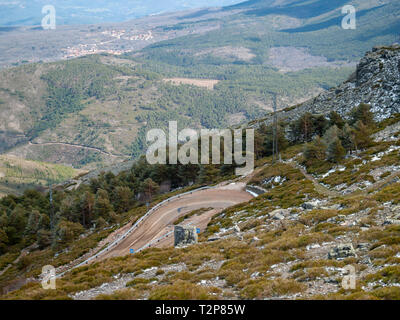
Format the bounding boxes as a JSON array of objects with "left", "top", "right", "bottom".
[
  {"left": 383, "top": 219, "right": 400, "bottom": 226},
  {"left": 328, "top": 243, "right": 357, "bottom": 260},
  {"left": 174, "top": 226, "right": 198, "bottom": 247},
  {"left": 207, "top": 236, "right": 220, "bottom": 242},
  {"left": 269, "top": 209, "right": 288, "bottom": 220},
  {"left": 302, "top": 202, "right": 317, "bottom": 210},
  {"left": 392, "top": 205, "right": 400, "bottom": 213}
]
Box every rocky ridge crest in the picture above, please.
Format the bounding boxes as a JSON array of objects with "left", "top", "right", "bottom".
[{"left": 274, "top": 44, "right": 400, "bottom": 123}]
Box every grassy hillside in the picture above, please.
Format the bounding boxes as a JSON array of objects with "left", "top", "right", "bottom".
[
  {"left": 144, "top": 0, "right": 399, "bottom": 61},
  {"left": 0, "top": 156, "right": 82, "bottom": 197},
  {"left": 1, "top": 107, "right": 399, "bottom": 300},
  {"left": 0, "top": 53, "right": 352, "bottom": 170}
]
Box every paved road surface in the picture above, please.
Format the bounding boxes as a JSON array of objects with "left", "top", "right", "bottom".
[{"left": 97, "top": 182, "right": 252, "bottom": 261}]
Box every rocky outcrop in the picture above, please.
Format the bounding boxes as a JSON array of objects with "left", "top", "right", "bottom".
[
  {"left": 174, "top": 226, "right": 198, "bottom": 247},
  {"left": 263, "top": 44, "right": 400, "bottom": 125},
  {"left": 373, "top": 120, "right": 400, "bottom": 142},
  {"left": 246, "top": 185, "right": 267, "bottom": 196},
  {"left": 328, "top": 243, "right": 357, "bottom": 260},
  {"left": 269, "top": 208, "right": 289, "bottom": 220}
]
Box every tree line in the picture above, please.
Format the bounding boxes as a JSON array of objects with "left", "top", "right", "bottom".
[{"left": 0, "top": 103, "right": 377, "bottom": 256}]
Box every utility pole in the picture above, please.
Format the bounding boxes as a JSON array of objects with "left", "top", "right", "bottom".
[
  {"left": 274, "top": 93, "right": 279, "bottom": 161},
  {"left": 49, "top": 183, "right": 54, "bottom": 231},
  {"left": 271, "top": 92, "right": 279, "bottom": 163},
  {"left": 46, "top": 170, "right": 55, "bottom": 237},
  {"left": 272, "top": 108, "right": 275, "bottom": 163}
]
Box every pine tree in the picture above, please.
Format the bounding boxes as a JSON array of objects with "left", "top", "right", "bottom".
[
  {"left": 80, "top": 191, "right": 95, "bottom": 227},
  {"left": 0, "top": 229, "right": 8, "bottom": 254},
  {"left": 37, "top": 229, "right": 52, "bottom": 249},
  {"left": 7, "top": 205, "right": 26, "bottom": 244},
  {"left": 327, "top": 138, "right": 346, "bottom": 163},
  {"left": 114, "top": 186, "right": 133, "bottom": 213},
  {"left": 177, "top": 164, "right": 199, "bottom": 186},
  {"left": 25, "top": 210, "right": 41, "bottom": 235},
  {"left": 322, "top": 125, "right": 340, "bottom": 146},
  {"left": 340, "top": 123, "right": 356, "bottom": 152},
  {"left": 197, "top": 165, "right": 219, "bottom": 184},
  {"left": 314, "top": 115, "right": 329, "bottom": 137},
  {"left": 140, "top": 178, "right": 160, "bottom": 204},
  {"left": 54, "top": 220, "right": 85, "bottom": 245},
  {"left": 302, "top": 112, "right": 314, "bottom": 142},
  {"left": 350, "top": 103, "right": 376, "bottom": 128},
  {"left": 329, "top": 111, "right": 345, "bottom": 129},
  {"left": 303, "top": 136, "right": 327, "bottom": 168},
  {"left": 293, "top": 112, "right": 315, "bottom": 142},
  {"left": 254, "top": 130, "right": 266, "bottom": 159},
  {"left": 264, "top": 123, "right": 289, "bottom": 156},
  {"left": 94, "top": 189, "right": 114, "bottom": 222},
  {"left": 353, "top": 120, "right": 374, "bottom": 150}
]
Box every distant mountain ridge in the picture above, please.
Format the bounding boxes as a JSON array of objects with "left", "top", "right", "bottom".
[
  {"left": 0, "top": 0, "right": 399, "bottom": 172},
  {"left": 0, "top": 0, "right": 243, "bottom": 26}
]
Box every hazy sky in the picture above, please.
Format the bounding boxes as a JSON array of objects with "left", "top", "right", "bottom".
[{"left": 0, "top": 0, "right": 246, "bottom": 26}]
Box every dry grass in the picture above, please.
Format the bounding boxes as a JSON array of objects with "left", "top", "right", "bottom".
[
  {"left": 148, "top": 280, "right": 219, "bottom": 300},
  {"left": 162, "top": 78, "right": 219, "bottom": 90},
  {"left": 240, "top": 278, "right": 306, "bottom": 299}
]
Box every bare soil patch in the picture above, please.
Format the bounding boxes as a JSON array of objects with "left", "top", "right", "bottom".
[{"left": 163, "top": 78, "right": 220, "bottom": 90}]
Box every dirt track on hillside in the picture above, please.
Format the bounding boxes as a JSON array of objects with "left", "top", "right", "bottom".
[
  {"left": 97, "top": 182, "right": 252, "bottom": 261},
  {"left": 28, "top": 141, "right": 126, "bottom": 158}
]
